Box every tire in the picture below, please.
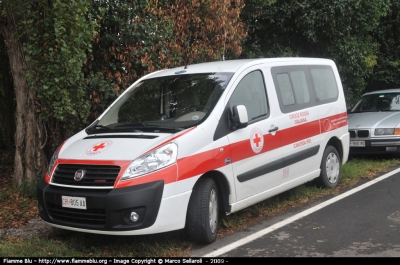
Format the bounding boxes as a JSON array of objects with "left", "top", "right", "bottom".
[
  {"left": 317, "top": 145, "right": 341, "bottom": 188},
  {"left": 185, "top": 177, "right": 219, "bottom": 244}
]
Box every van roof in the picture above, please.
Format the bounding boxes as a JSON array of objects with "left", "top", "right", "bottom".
[{"left": 146, "top": 57, "right": 334, "bottom": 79}]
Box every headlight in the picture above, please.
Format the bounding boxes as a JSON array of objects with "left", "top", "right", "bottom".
[
  {"left": 47, "top": 145, "right": 61, "bottom": 176},
  {"left": 374, "top": 128, "right": 400, "bottom": 135},
  {"left": 374, "top": 128, "right": 394, "bottom": 135},
  {"left": 121, "top": 143, "right": 178, "bottom": 181}
]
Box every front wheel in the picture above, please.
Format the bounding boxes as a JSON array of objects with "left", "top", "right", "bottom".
[
  {"left": 185, "top": 177, "right": 219, "bottom": 244},
  {"left": 317, "top": 145, "right": 341, "bottom": 188}
]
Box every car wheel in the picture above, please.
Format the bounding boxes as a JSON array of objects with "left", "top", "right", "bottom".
[
  {"left": 317, "top": 145, "right": 341, "bottom": 188},
  {"left": 185, "top": 177, "right": 219, "bottom": 244}
]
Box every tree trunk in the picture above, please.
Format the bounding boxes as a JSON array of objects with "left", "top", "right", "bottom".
[
  {"left": 1, "top": 10, "right": 47, "bottom": 187},
  {"left": 0, "top": 36, "right": 15, "bottom": 151}
]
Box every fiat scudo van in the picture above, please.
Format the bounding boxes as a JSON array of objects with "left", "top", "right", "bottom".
[{"left": 37, "top": 58, "right": 349, "bottom": 243}]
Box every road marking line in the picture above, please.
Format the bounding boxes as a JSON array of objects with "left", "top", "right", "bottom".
[{"left": 203, "top": 167, "right": 400, "bottom": 257}]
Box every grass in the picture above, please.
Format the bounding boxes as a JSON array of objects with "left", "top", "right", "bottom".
[{"left": 1, "top": 155, "right": 400, "bottom": 257}]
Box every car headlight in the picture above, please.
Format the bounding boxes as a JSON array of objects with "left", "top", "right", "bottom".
[
  {"left": 47, "top": 145, "right": 61, "bottom": 176},
  {"left": 121, "top": 143, "right": 178, "bottom": 181},
  {"left": 374, "top": 128, "right": 400, "bottom": 135}
]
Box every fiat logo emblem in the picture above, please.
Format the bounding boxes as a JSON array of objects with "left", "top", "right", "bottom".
[{"left": 74, "top": 169, "right": 85, "bottom": 181}]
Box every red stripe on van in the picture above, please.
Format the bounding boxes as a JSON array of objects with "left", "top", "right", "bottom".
[
  {"left": 51, "top": 159, "right": 177, "bottom": 188},
  {"left": 138, "top": 126, "right": 196, "bottom": 157},
  {"left": 227, "top": 119, "right": 320, "bottom": 164},
  {"left": 320, "top": 112, "right": 348, "bottom": 133},
  {"left": 280, "top": 119, "right": 321, "bottom": 147},
  {"left": 176, "top": 112, "right": 347, "bottom": 182},
  {"left": 177, "top": 145, "right": 230, "bottom": 181},
  {"left": 50, "top": 112, "right": 347, "bottom": 187},
  {"left": 56, "top": 159, "right": 131, "bottom": 165}
]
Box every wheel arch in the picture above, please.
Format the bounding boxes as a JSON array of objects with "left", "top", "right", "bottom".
[
  {"left": 326, "top": 136, "right": 343, "bottom": 162},
  {"left": 199, "top": 170, "right": 232, "bottom": 214}
]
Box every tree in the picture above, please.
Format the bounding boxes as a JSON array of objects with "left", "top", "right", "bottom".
[
  {"left": 0, "top": 0, "right": 248, "bottom": 188},
  {"left": 0, "top": 0, "right": 97, "bottom": 187},
  {"left": 84, "top": 0, "right": 178, "bottom": 119},
  {"left": 85, "top": 0, "right": 247, "bottom": 118},
  {"left": 241, "top": 0, "right": 390, "bottom": 106},
  {"left": 0, "top": 35, "right": 14, "bottom": 150},
  {"left": 366, "top": 0, "right": 400, "bottom": 93},
  {"left": 167, "top": 0, "right": 246, "bottom": 65}
]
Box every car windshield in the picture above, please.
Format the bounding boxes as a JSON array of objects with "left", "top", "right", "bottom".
[
  {"left": 350, "top": 92, "right": 400, "bottom": 113},
  {"left": 87, "top": 72, "right": 233, "bottom": 134}
]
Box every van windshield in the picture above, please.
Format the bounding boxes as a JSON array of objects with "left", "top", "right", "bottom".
[{"left": 88, "top": 72, "right": 233, "bottom": 134}]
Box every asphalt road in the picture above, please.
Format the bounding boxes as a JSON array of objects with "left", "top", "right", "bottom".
[{"left": 190, "top": 166, "right": 400, "bottom": 257}]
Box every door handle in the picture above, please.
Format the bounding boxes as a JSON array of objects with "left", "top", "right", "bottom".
[{"left": 268, "top": 126, "right": 279, "bottom": 132}]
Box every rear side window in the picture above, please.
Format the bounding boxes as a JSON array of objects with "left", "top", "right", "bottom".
[
  {"left": 310, "top": 68, "right": 338, "bottom": 102},
  {"left": 272, "top": 65, "right": 338, "bottom": 113},
  {"left": 272, "top": 66, "right": 315, "bottom": 113},
  {"left": 276, "top": 71, "right": 310, "bottom": 106},
  {"left": 276, "top": 73, "right": 295, "bottom": 105}
]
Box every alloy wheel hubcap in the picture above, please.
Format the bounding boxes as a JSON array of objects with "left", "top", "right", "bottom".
[{"left": 326, "top": 152, "right": 339, "bottom": 184}]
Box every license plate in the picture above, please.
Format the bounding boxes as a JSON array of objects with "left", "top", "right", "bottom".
[
  {"left": 350, "top": 140, "right": 365, "bottom": 147},
  {"left": 62, "top": 196, "right": 87, "bottom": 209}
]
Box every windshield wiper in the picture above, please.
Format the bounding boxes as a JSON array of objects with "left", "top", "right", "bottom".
[
  {"left": 94, "top": 125, "right": 111, "bottom": 130},
  {"left": 86, "top": 120, "right": 110, "bottom": 134},
  {"left": 115, "top": 122, "right": 150, "bottom": 128},
  {"left": 151, "top": 126, "right": 185, "bottom": 132},
  {"left": 115, "top": 123, "right": 185, "bottom": 132}
]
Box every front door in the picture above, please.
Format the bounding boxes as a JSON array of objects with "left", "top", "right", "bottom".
[{"left": 226, "top": 69, "right": 282, "bottom": 202}]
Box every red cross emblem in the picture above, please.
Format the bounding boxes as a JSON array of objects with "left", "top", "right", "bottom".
[
  {"left": 250, "top": 128, "right": 264, "bottom": 153},
  {"left": 86, "top": 140, "right": 113, "bottom": 155},
  {"left": 253, "top": 133, "right": 261, "bottom": 147},
  {"left": 92, "top": 143, "right": 106, "bottom": 152}
]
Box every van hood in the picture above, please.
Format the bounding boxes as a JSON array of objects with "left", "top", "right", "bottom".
[
  {"left": 348, "top": 111, "right": 400, "bottom": 129},
  {"left": 58, "top": 132, "right": 177, "bottom": 161}
]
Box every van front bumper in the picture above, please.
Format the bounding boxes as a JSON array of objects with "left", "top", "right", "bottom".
[{"left": 37, "top": 179, "right": 164, "bottom": 231}]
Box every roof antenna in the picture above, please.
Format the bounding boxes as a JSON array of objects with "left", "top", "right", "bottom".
[{"left": 184, "top": 65, "right": 188, "bottom": 69}]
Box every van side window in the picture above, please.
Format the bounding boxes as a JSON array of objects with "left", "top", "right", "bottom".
[
  {"left": 272, "top": 65, "right": 339, "bottom": 113},
  {"left": 276, "top": 73, "right": 295, "bottom": 106},
  {"left": 310, "top": 68, "right": 338, "bottom": 102},
  {"left": 276, "top": 70, "right": 310, "bottom": 106},
  {"left": 272, "top": 66, "right": 315, "bottom": 113},
  {"left": 291, "top": 71, "right": 310, "bottom": 104},
  {"left": 229, "top": 70, "right": 269, "bottom": 122}
]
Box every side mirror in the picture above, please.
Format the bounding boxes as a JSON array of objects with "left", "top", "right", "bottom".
[{"left": 230, "top": 105, "right": 248, "bottom": 130}]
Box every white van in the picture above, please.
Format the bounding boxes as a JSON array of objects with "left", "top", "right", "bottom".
[{"left": 37, "top": 58, "right": 349, "bottom": 243}]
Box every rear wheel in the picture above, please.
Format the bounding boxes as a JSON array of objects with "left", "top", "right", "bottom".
[
  {"left": 185, "top": 177, "right": 219, "bottom": 244},
  {"left": 317, "top": 145, "right": 341, "bottom": 188}
]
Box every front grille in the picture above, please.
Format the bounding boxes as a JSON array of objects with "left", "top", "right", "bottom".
[
  {"left": 357, "top": 130, "right": 369, "bottom": 137},
  {"left": 47, "top": 203, "right": 106, "bottom": 226},
  {"left": 52, "top": 164, "right": 120, "bottom": 187},
  {"left": 349, "top": 130, "right": 369, "bottom": 138}
]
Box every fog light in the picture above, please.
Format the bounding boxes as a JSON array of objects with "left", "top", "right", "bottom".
[
  {"left": 130, "top": 212, "right": 139, "bottom": 222},
  {"left": 386, "top": 147, "right": 397, "bottom": 151}
]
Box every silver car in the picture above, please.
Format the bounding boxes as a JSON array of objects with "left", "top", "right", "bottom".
[{"left": 348, "top": 88, "right": 400, "bottom": 155}]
